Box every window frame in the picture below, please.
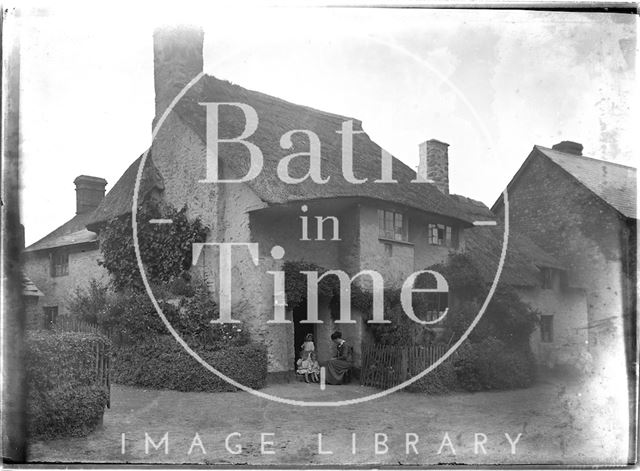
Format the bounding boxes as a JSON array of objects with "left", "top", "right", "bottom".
[
  {"left": 540, "top": 315, "right": 554, "bottom": 343},
  {"left": 50, "top": 250, "right": 69, "bottom": 277},
  {"left": 428, "top": 223, "right": 454, "bottom": 247},
  {"left": 378, "top": 209, "right": 409, "bottom": 242}
]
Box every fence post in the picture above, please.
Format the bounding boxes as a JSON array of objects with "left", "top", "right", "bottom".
[{"left": 400, "top": 348, "right": 408, "bottom": 382}]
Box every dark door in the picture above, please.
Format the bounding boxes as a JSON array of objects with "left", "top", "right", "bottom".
[
  {"left": 292, "top": 300, "right": 315, "bottom": 364},
  {"left": 43, "top": 306, "right": 58, "bottom": 330}
]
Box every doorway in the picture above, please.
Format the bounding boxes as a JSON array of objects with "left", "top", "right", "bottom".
[{"left": 292, "top": 300, "right": 315, "bottom": 367}]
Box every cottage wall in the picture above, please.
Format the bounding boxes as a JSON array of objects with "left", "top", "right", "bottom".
[
  {"left": 518, "top": 286, "right": 589, "bottom": 369},
  {"left": 496, "top": 154, "right": 631, "bottom": 366},
  {"left": 151, "top": 112, "right": 297, "bottom": 373},
  {"left": 23, "top": 243, "right": 108, "bottom": 323},
  {"left": 24, "top": 297, "right": 42, "bottom": 330},
  {"left": 358, "top": 205, "right": 414, "bottom": 287}
]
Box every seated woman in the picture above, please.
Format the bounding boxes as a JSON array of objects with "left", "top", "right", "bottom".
[{"left": 325, "top": 331, "right": 353, "bottom": 385}]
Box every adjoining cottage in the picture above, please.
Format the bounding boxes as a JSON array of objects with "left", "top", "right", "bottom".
[
  {"left": 452, "top": 196, "right": 589, "bottom": 369},
  {"left": 491, "top": 142, "right": 637, "bottom": 372},
  {"left": 23, "top": 176, "right": 109, "bottom": 327}
]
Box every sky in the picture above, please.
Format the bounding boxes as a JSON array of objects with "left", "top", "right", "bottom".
[{"left": 15, "top": 3, "right": 637, "bottom": 245}]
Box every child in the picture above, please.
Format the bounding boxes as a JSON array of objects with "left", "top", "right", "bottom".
[{"left": 297, "top": 333, "right": 320, "bottom": 383}]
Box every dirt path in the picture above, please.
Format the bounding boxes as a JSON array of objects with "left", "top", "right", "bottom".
[{"left": 27, "top": 375, "right": 629, "bottom": 466}]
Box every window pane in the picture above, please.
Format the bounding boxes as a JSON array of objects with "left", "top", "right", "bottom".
[
  {"left": 385, "top": 211, "right": 394, "bottom": 238},
  {"left": 394, "top": 213, "right": 403, "bottom": 240},
  {"left": 446, "top": 226, "right": 452, "bottom": 245}
]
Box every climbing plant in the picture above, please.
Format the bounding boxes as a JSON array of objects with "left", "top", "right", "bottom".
[{"left": 98, "top": 200, "right": 208, "bottom": 292}]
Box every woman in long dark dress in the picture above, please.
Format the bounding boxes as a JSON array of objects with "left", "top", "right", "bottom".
[{"left": 326, "top": 331, "right": 353, "bottom": 385}]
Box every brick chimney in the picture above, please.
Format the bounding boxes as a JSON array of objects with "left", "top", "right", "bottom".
[
  {"left": 153, "top": 25, "right": 204, "bottom": 120},
  {"left": 416, "top": 139, "right": 449, "bottom": 194},
  {"left": 552, "top": 140, "right": 583, "bottom": 155},
  {"left": 74, "top": 176, "right": 107, "bottom": 215}
]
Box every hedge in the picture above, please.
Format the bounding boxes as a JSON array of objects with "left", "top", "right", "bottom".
[
  {"left": 406, "top": 357, "right": 459, "bottom": 394},
  {"left": 26, "top": 331, "right": 110, "bottom": 439},
  {"left": 112, "top": 336, "right": 268, "bottom": 392},
  {"left": 28, "top": 386, "right": 108, "bottom": 440},
  {"left": 453, "top": 337, "right": 536, "bottom": 392}
]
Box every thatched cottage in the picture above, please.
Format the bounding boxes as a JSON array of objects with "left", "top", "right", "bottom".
[
  {"left": 25, "top": 26, "right": 591, "bottom": 379},
  {"left": 85, "top": 26, "right": 586, "bottom": 377}
]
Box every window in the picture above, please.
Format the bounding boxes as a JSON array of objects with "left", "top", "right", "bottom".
[
  {"left": 428, "top": 223, "right": 453, "bottom": 246},
  {"left": 542, "top": 268, "right": 553, "bottom": 289},
  {"left": 378, "top": 210, "right": 408, "bottom": 242},
  {"left": 540, "top": 315, "right": 554, "bottom": 343},
  {"left": 50, "top": 251, "right": 68, "bottom": 277},
  {"left": 43, "top": 306, "right": 58, "bottom": 330}
]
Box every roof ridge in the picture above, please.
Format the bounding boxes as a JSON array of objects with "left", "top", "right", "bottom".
[
  {"left": 203, "top": 74, "right": 362, "bottom": 127},
  {"left": 534, "top": 145, "right": 637, "bottom": 171}
]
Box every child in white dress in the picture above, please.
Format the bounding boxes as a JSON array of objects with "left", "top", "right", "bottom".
[{"left": 296, "top": 333, "right": 320, "bottom": 383}]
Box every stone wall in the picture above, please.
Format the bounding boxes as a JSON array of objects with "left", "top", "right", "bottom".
[
  {"left": 24, "top": 297, "right": 42, "bottom": 330},
  {"left": 495, "top": 153, "right": 631, "bottom": 368},
  {"left": 518, "top": 286, "right": 589, "bottom": 368},
  {"left": 23, "top": 243, "right": 108, "bottom": 321}
]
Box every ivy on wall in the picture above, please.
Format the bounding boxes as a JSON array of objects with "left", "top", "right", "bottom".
[{"left": 98, "top": 200, "right": 208, "bottom": 292}]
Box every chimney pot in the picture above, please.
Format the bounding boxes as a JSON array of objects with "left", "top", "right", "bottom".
[
  {"left": 417, "top": 139, "right": 449, "bottom": 194},
  {"left": 552, "top": 140, "right": 583, "bottom": 155},
  {"left": 153, "top": 25, "right": 204, "bottom": 120},
  {"left": 74, "top": 175, "right": 107, "bottom": 215}
]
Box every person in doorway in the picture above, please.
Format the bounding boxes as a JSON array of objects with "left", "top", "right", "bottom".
[
  {"left": 325, "top": 331, "right": 353, "bottom": 385},
  {"left": 297, "top": 333, "right": 320, "bottom": 383}
]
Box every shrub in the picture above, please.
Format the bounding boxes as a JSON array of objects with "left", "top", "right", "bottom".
[
  {"left": 28, "top": 386, "right": 108, "bottom": 440},
  {"left": 406, "top": 356, "right": 459, "bottom": 394},
  {"left": 26, "top": 331, "right": 111, "bottom": 390},
  {"left": 428, "top": 254, "right": 540, "bottom": 349},
  {"left": 67, "top": 279, "right": 109, "bottom": 325},
  {"left": 453, "top": 337, "right": 536, "bottom": 391},
  {"left": 112, "top": 336, "right": 267, "bottom": 392},
  {"left": 26, "top": 331, "right": 110, "bottom": 439}
]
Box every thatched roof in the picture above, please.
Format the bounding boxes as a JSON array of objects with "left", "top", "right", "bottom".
[
  {"left": 86, "top": 153, "right": 164, "bottom": 231},
  {"left": 450, "top": 194, "right": 495, "bottom": 221},
  {"left": 466, "top": 225, "right": 566, "bottom": 287},
  {"left": 454, "top": 197, "right": 564, "bottom": 287},
  {"left": 172, "top": 75, "right": 473, "bottom": 224},
  {"left": 25, "top": 211, "right": 98, "bottom": 253}
]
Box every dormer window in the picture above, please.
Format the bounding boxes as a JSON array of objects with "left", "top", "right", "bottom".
[
  {"left": 428, "top": 223, "right": 453, "bottom": 247},
  {"left": 50, "top": 251, "right": 69, "bottom": 277},
  {"left": 378, "top": 209, "right": 408, "bottom": 242}
]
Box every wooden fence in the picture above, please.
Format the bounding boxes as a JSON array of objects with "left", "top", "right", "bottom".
[
  {"left": 54, "top": 317, "right": 104, "bottom": 335},
  {"left": 360, "top": 343, "right": 447, "bottom": 389}
]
